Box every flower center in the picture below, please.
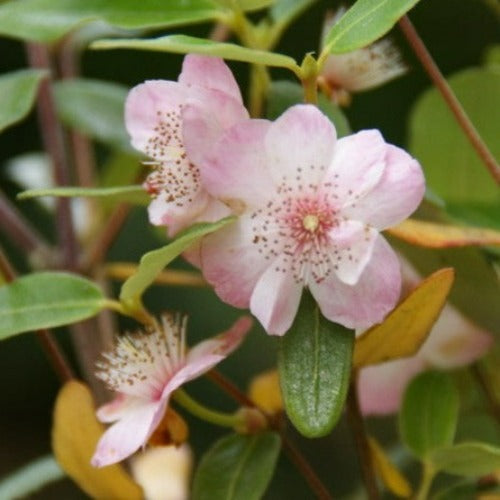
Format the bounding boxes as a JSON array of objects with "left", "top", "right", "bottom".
[{"left": 302, "top": 214, "right": 320, "bottom": 232}]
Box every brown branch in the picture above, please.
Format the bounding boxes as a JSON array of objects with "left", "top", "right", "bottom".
[
  {"left": 0, "top": 246, "right": 74, "bottom": 383},
  {"left": 399, "top": 15, "right": 500, "bottom": 185},
  {"left": 207, "top": 369, "right": 333, "bottom": 499},
  {"left": 346, "top": 375, "right": 379, "bottom": 500}
]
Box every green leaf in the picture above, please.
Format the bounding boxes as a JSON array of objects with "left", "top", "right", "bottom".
[
  {"left": 238, "top": 0, "right": 275, "bottom": 11},
  {"left": 278, "top": 292, "right": 354, "bottom": 437},
  {"left": 0, "top": 0, "right": 221, "bottom": 43},
  {"left": 432, "top": 481, "right": 478, "bottom": 500},
  {"left": 53, "top": 79, "right": 131, "bottom": 150},
  {"left": 92, "top": 35, "right": 300, "bottom": 74},
  {"left": 267, "top": 80, "right": 351, "bottom": 137},
  {"left": 399, "top": 371, "right": 459, "bottom": 459},
  {"left": 120, "top": 217, "right": 235, "bottom": 304},
  {"left": 409, "top": 67, "right": 500, "bottom": 205},
  {"left": 192, "top": 432, "right": 281, "bottom": 500},
  {"left": 18, "top": 185, "right": 148, "bottom": 205},
  {"left": 430, "top": 442, "right": 500, "bottom": 477},
  {"left": 0, "top": 272, "right": 106, "bottom": 340},
  {"left": 271, "top": 0, "right": 319, "bottom": 26},
  {"left": 323, "top": 0, "right": 421, "bottom": 54},
  {"left": 0, "top": 69, "right": 47, "bottom": 133}
]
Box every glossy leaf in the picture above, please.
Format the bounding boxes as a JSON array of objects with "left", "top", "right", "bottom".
[
  {"left": 0, "top": 272, "right": 106, "bottom": 340},
  {"left": 323, "top": 0, "right": 421, "bottom": 54},
  {"left": 409, "top": 67, "right": 500, "bottom": 204},
  {"left": 192, "top": 432, "right": 281, "bottom": 500},
  {"left": 92, "top": 35, "right": 300, "bottom": 74},
  {"left": 52, "top": 381, "right": 142, "bottom": 499},
  {"left": 18, "top": 185, "right": 148, "bottom": 205},
  {"left": 399, "top": 371, "right": 459, "bottom": 459},
  {"left": 53, "top": 79, "right": 131, "bottom": 150},
  {"left": 392, "top": 242, "right": 500, "bottom": 336},
  {"left": 387, "top": 219, "right": 500, "bottom": 248},
  {"left": 0, "top": 69, "right": 46, "bottom": 133},
  {"left": 354, "top": 268, "right": 454, "bottom": 367},
  {"left": 430, "top": 442, "right": 500, "bottom": 477},
  {"left": 0, "top": 0, "right": 221, "bottom": 43},
  {"left": 267, "top": 80, "right": 351, "bottom": 137},
  {"left": 368, "top": 436, "right": 412, "bottom": 498},
  {"left": 278, "top": 292, "right": 354, "bottom": 437},
  {"left": 120, "top": 217, "right": 235, "bottom": 304}
]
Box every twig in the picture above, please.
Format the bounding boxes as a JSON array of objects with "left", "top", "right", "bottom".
[
  {"left": 207, "top": 369, "right": 333, "bottom": 499},
  {"left": 346, "top": 375, "right": 379, "bottom": 500},
  {"left": 399, "top": 15, "right": 500, "bottom": 185},
  {"left": 0, "top": 247, "right": 74, "bottom": 383}
]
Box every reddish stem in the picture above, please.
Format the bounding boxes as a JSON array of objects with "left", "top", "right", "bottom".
[{"left": 399, "top": 15, "right": 500, "bottom": 184}]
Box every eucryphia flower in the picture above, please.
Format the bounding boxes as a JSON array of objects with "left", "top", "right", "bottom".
[
  {"left": 318, "top": 8, "right": 407, "bottom": 106},
  {"left": 183, "top": 104, "right": 425, "bottom": 335},
  {"left": 125, "top": 54, "right": 248, "bottom": 236},
  {"left": 357, "top": 257, "right": 493, "bottom": 415},
  {"left": 91, "top": 314, "right": 252, "bottom": 467}
]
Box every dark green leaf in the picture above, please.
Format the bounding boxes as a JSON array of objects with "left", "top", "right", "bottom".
[
  {"left": 0, "top": 69, "right": 47, "bottom": 133},
  {"left": 0, "top": 0, "right": 221, "bottom": 43},
  {"left": 323, "top": 0, "right": 421, "bottom": 54},
  {"left": 192, "top": 432, "right": 281, "bottom": 500},
  {"left": 267, "top": 80, "right": 351, "bottom": 137},
  {"left": 93, "top": 35, "right": 300, "bottom": 73},
  {"left": 399, "top": 371, "right": 459, "bottom": 459},
  {"left": 0, "top": 272, "right": 106, "bottom": 340},
  {"left": 120, "top": 217, "right": 235, "bottom": 304},
  {"left": 53, "top": 79, "right": 131, "bottom": 150},
  {"left": 432, "top": 481, "right": 478, "bottom": 500},
  {"left": 278, "top": 292, "right": 354, "bottom": 437},
  {"left": 17, "top": 185, "right": 148, "bottom": 205},
  {"left": 430, "top": 442, "right": 500, "bottom": 477},
  {"left": 409, "top": 67, "right": 500, "bottom": 205}
]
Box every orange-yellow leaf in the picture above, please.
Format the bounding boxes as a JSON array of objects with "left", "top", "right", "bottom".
[
  {"left": 52, "top": 380, "right": 143, "bottom": 499},
  {"left": 354, "top": 268, "right": 455, "bottom": 368},
  {"left": 387, "top": 219, "right": 500, "bottom": 248},
  {"left": 368, "top": 436, "right": 412, "bottom": 498},
  {"left": 248, "top": 369, "right": 283, "bottom": 415}
]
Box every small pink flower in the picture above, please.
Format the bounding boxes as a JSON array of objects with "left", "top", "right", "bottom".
[
  {"left": 357, "top": 258, "right": 493, "bottom": 415},
  {"left": 184, "top": 104, "right": 425, "bottom": 335},
  {"left": 91, "top": 314, "right": 252, "bottom": 467},
  {"left": 319, "top": 8, "right": 407, "bottom": 106},
  {"left": 125, "top": 55, "right": 248, "bottom": 235}
]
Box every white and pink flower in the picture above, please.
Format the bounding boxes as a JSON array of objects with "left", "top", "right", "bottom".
[
  {"left": 91, "top": 314, "right": 252, "bottom": 467},
  {"left": 183, "top": 104, "right": 425, "bottom": 335},
  {"left": 125, "top": 55, "right": 248, "bottom": 235}
]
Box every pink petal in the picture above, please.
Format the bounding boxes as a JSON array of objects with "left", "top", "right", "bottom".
[
  {"left": 96, "top": 394, "right": 141, "bottom": 424},
  {"left": 320, "top": 130, "right": 386, "bottom": 209},
  {"left": 344, "top": 144, "right": 425, "bottom": 230},
  {"left": 200, "top": 215, "right": 270, "bottom": 308},
  {"left": 357, "top": 356, "right": 425, "bottom": 416},
  {"left": 191, "top": 118, "right": 274, "bottom": 206},
  {"left": 250, "top": 256, "right": 303, "bottom": 336},
  {"left": 310, "top": 235, "right": 401, "bottom": 329},
  {"left": 265, "top": 105, "right": 337, "bottom": 192},
  {"left": 420, "top": 305, "right": 493, "bottom": 369},
  {"left": 125, "top": 81, "right": 188, "bottom": 159},
  {"left": 91, "top": 400, "right": 166, "bottom": 467},
  {"left": 178, "top": 55, "right": 243, "bottom": 104},
  {"left": 327, "top": 221, "right": 378, "bottom": 285}
]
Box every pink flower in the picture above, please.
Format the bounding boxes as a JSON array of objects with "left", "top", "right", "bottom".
[
  {"left": 184, "top": 104, "right": 425, "bottom": 335},
  {"left": 125, "top": 55, "right": 248, "bottom": 236},
  {"left": 91, "top": 314, "right": 252, "bottom": 467},
  {"left": 358, "top": 257, "right": 493, "bottom": 415}
]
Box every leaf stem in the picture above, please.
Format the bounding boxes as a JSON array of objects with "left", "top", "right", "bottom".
[
  {"left": 346, "top": 374, "right": 379, "bottom": 500},
  {"left": 173, "top": 389, "right": 244, "bottom": 428},
  {"left": 415, "top": 461, "right": 436, "bottom": 500},
  {"left": 398, "top": 15, "right": 500, "bottom": 185},
  {"left": 102, "top": 298, "right": 156, "bottom": 327}
]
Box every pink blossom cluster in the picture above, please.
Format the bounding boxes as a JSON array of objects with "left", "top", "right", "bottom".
[{"left": 126, "top": 54, "right": 425, "bottom": 336}]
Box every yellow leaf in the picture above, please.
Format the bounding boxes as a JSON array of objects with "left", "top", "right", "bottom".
[
  {"left": 248, "top": 369, "right": 283, "bottom": 415},
  {"left": 368, "top": 436, "right": 412, "bottom": 498},
  {"left": 52, "top": 380, "right": 143, "bottom": 500},
  {"left": 387, "top": 219, "right": 500, "bottom": 248},
  {"left": 354, "top": 268, "right": 454, "bottom": 368}
]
